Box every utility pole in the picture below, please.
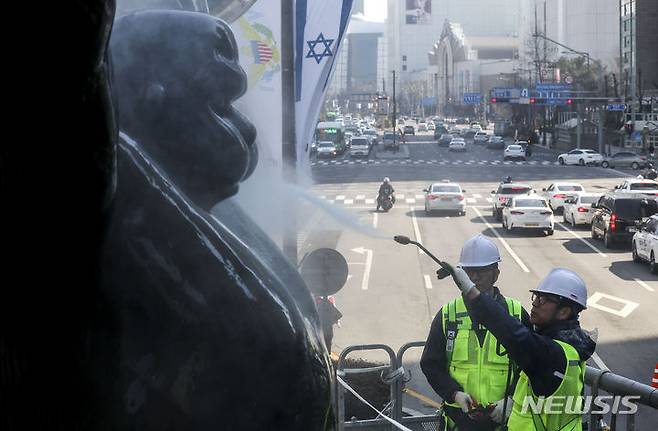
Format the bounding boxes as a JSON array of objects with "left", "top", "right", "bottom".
[
  {"left": 392, "top": 70, "right": 397, "bottom": 145},
  {"left": 281, "top": 0, "right": 297, "bottom": 264}
]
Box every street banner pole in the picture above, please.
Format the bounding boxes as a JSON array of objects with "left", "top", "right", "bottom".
[{"left": 282, "top": 0, "right": 297, "bottom": 264}]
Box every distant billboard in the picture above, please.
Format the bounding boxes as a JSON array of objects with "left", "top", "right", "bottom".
[{"left": 406, "top": 0, "right": 431, "bottom": 25}]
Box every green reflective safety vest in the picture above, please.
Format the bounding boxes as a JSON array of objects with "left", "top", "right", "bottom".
[
  {"left": 507, "top": 340, "right": 585, "bottom": 431},
  {"left": 441, "top": 296, "right": 523, "bottom": 412}
]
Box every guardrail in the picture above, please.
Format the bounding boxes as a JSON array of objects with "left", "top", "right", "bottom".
[{"left": 335, "top": 342, "right": 657, "bottom": 431}]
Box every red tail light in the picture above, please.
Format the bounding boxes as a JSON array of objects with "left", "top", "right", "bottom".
[
  {"left": 457, "top": 195, "right": 464, "bottom": 201},
  {"left": 510, "top": 210, "right": 525, "bottom": 215},
  {"left": 553, "top": 194, "right": 567, "bottom": 199},
  {"left": 577, "top": 207, "right": 589, "bottom": 213},
  {"left": 540, "top": 211, "right": 553, "bottom": 215},
  {"left": 610, "top": 213, "right": 617, "bottom": 232}
]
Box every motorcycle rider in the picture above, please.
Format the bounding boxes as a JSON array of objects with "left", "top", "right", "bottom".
[
  {"left": 376, "top": 177, "right": 395, "bottom": 211},
  {"left": 644, "top": 162, "right": 657, "bottom": 180}
]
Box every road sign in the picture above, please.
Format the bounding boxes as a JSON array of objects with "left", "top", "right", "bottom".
[
  {"left": 463, "top": 93, "right": 481, "bottom": 104},
  {"left": 607, "top": 104, "right": 627, "bottom": 111},
  {"left": 521, "top": 88, "right": 529, "bottom": 98}
]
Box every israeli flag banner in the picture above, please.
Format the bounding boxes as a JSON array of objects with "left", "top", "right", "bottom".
[{"left": 295, "top": 0, "right": 354, "bottom": 170}]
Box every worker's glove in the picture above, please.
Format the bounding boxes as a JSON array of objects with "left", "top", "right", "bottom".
[
  {"left": 490, "top": 397, "right": 513, "bottom": 424},
  {"left": 441, "top": 263, "right": 476, "bottom": 295},
  {"left": 453, "top": 391, "right": 474, "bottom": 413}
]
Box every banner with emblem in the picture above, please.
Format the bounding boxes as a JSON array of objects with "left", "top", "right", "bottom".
[
  {"left": 295, "top": 0, "right": 354, "bottom": 171},
  {"left": 232, "top": 2, "right": 282, "bottom": 169}
]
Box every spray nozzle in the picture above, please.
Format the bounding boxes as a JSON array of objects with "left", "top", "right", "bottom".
[
  {"left": 393, "top": 235, "right": 411, "bottom": 245},
  {"left": 393, "top": 235, "right": 452, "bottom": 280}
]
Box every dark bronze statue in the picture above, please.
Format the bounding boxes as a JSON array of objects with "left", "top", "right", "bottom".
[{"left": 106, "top": 10, "right": 334, "bottom": 429}]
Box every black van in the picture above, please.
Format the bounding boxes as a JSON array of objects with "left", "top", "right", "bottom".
[{"left": 590, "top": 193, "right": 658, "bottom": 248}]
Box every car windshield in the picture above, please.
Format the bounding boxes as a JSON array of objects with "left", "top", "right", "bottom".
[
  {"left": 630, "top": 183, "right": 658, "bottom": 190},
  {"left": 583, "top": 150, "right": 598, "bottom": 154},
  {"left": 507, "top": 145, "right": 522, "bottom": 150},
  {"left": 580, "top": 196, "right": 600, "bottom": 204},
  {"left": 318, "top": 142, "right": 334, "bottom": 148},
  {"left": 363, "top": 130, "right": 376, "bottom": 135},
  {"left": 515, "top": 199, "right": 547, "bottom": 207},
  {"left": 556, "top": 185, "right": 584, "bottom": 191},
  {"left": 614, "top": 199, "right": 644, "bottom": 217},
  {"left": 502, "top": 186, "right": 532, "bottom": 194},
  {"left": 432, "top": 185, "right": 461, "bottom": 193}
]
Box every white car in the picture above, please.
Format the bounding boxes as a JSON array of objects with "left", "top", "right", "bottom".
[
  {"left": 562, "top": 193, "right": 603, "bottom": 225},
  {"left": 632, "top": 215, "right": 658, "bottom": 273},
  {"left": 473, "top": 131, "right": 489, "bottom": 144},
  {"left": 541, "top": 183, "right": 586, "bottom": 211},
  {"left": 349, "top": 137, "right": 370, "bottom": 157},
  {"left": 316, "top": 141, "right": 337, "bottom": 158},
  {"left": 491, "top": 182, "right": 534, "bottom": 220},
  {"left": 614, "top": 179, "right": 658, "bottom": 196},
  {"left": 449, "top": 138, "right": 466, "bottom": 152},
  {"left": 428, "top": 122, "right": 436, "bottom": 131},
  {"left": 504, "top": 144, "right": 526, "bottom": 161},
  {"left": 423, "top": 182, "right": 466, "bottom": 215},
  {"left": 557, "top": 149, "right": 604, "bottom": 166},
  {"left": 502, "top": 197, "right": 554, "bottom": 235}
]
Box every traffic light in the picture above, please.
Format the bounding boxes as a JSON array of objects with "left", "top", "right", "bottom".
[
  {"left": 566, "top": 99, "right": 573, "bottom": 105},
  {"left": 490, "top": 97, "right": 497, "bottom": 103}
]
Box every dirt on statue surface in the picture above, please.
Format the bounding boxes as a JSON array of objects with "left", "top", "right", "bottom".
[{"left": 334, "top": 357, "right": 390, "bottom": 420}]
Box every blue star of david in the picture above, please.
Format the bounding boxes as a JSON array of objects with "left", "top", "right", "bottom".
[{"left": 306, "top": 33, "right": 334, "bottom": 64}]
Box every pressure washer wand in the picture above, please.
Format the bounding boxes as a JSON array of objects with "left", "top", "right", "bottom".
[{"left": 393, "top": 235, "right": 452, "bottom": 279}]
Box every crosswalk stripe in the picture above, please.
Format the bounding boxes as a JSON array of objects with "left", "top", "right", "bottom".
[
  {"left": 336, "top": 195, "right": 345, "bottom": 200},
  {"left": 466, "top": 198, "right": 476, "bottom": 203},
  {"left": 356, "top": 195, "right": 365, "bottom": 200},
  {"left": 473, "top": 194, "right": 482, "bottom": 198},
  {"left": 344, "top": 199, "right": 354, "bottom": 205}
]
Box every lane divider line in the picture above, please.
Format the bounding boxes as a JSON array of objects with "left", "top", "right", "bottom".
[
  {"left": 634, "top": 278, "right": 655, "bottom": 292},
  {"left": 556, "top": 222, "right": 607, "bottom": 258},
  {"left": 424, "top": 274, "right": 433, "bottom": 290},
  {"left": 472, "top": 207, "right": 530, "bottom": 273},
  {"left": 410, "top": 206, "right": 425, "bottom": 255}
]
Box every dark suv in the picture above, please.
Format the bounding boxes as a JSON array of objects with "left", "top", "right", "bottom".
[{"left": 590, "top": 193, "right": 657, "bottom": 248}]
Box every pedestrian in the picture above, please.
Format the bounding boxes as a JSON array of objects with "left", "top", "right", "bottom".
[
  {"left": 421, "top": 235, "right": 531, "bottom": 430},
  {"left": 445, "top": 266, "right": 595, "bottom": 430}
]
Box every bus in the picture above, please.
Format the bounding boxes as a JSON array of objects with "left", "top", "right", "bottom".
[{"left": 316, "top": 122, "right": 347, "bottom": 154}]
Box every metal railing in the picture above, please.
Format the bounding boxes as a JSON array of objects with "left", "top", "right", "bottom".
[{"left": 335, "top": 342, "right": 657, "bottom": 431}]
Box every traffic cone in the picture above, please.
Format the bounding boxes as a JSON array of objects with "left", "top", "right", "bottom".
[{"left": 652, "top": 363, "right": 658, "bottom": 389}]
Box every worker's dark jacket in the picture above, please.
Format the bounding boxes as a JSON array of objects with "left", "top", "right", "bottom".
[
  {"left": 465, "top": 292, "right": 595, "bottom": 398},
  {"left": 420, "top": 288, "right": 530, "bottom": 430}
]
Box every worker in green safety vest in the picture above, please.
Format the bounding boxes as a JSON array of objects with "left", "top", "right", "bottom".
[
  {"left": 421, "top": 235, "right": 531, "bottom": 430},
  {"left": 443, "top": 266, "right": 596, "bottom": 431}
]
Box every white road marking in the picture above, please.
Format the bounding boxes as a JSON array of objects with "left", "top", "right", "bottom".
[
  {"left": 415, "top": 194, "right": 425, "bottom": 199},
  {"left": 486, "top": 197, "right": 493, "bottom": 203},
  {"left": 473, "top": 194, "right": 482, "bottom": 198},
  {"left": 344, "top": 199, "right": 354, "bottom": 205},
  {"left": 424, "top": 274, "right": 433, "bottom": 290},
  {"left": 365, "top": 199, "right": 375, "bottom": 205},
  {"left": 472, "top": 207, "right": 530, "bottom": 273},
  {"left": 351, "top": 247, "right": 373, "bottom": 290},
  {"left": 356, "top": 194, "right": 365, "bottom": 200},
  {"left": 405, "top": 198, "right": 416, "bottom": 204},
  {"left": 397, "top": 194, "right": 405, "bottom": 199},
  {"left": 336, "top": 195, "right": 346, "bottom": 200},
  {"left": 556, "top": 222, "right": 607, "bottom": 257},
  {"left": 373, "top": 212, "right": 378, "bottom": 229},
  {"left": 587, "top": 291, "right": 639, "bottom": 318},
  {"left": 591, "top": 352, "right": 610, "bottom": 371},
  {"left": 466, "top": 198, "right": 476, "bottom": 204},
  {"left": 410, "top": 206, "right": 425, "bottom": 255},
  {"left": 634, "top": 278, "right": 655, "bottom": 292}
]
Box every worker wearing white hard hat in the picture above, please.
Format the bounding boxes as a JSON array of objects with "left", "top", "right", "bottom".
[
  {"left": 445, "top": 266, "right": 595, "bottom": 431},
  {"left": 421, "top": 234, "right": 530, "bottom": 430}
]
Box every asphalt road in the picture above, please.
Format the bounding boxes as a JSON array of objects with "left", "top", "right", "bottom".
[{"left": 301, "top": 130, "right": 658, "bottom": 427}]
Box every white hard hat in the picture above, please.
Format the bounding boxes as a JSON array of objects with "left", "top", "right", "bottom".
[
  {"left": 384, "top": 177, "right": 390, "bottom": 183},
  {"left": 458, "top": 234, "right": 501, "bottom": 267},
  {"left": 530, "top": 268, "right": 588, "bottom": 309}
]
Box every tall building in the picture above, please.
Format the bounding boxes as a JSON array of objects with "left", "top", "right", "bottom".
[
  {"left": 327, "top": 15, "right": 387, "bottom": 98},
  {"left": 387, "top": 0, "right": 522, "bottom": 84},
  {"left": 621, "top": 0, "right": 658, "bottom": 97},
  {"left": 538, "top": 0, "right": 620, "bottom": 69}
]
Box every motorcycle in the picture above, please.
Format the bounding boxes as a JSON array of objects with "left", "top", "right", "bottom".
[{"left": 378, "top": 192, "right": 395, "bottom": 212}]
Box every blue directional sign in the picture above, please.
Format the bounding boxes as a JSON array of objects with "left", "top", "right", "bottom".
[
  {"left": 534, "top": 83, "right": 572, "bottom": 105},
  {"left": 607, "top": 104, "right": 627, "bottom": 111},
  {"left": 463, "top": 93, "right": 481, "bottom": 104},
  {"left": 491, "top": 88, "right": 515, "bottom": 98}
]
